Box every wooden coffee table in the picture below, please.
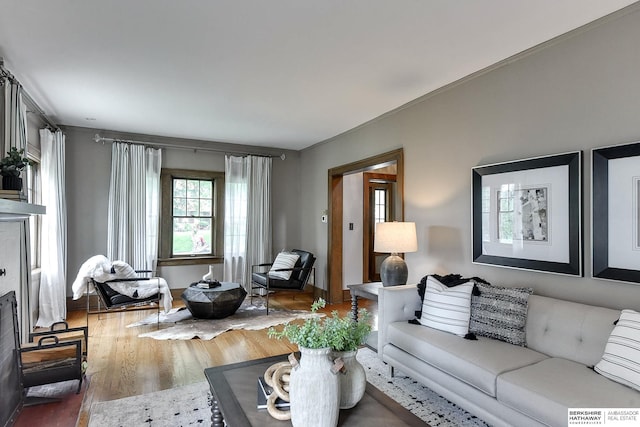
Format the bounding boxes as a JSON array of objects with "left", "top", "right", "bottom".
[{"left": 204, "top": 354, "right": 427, "bottom": 426}]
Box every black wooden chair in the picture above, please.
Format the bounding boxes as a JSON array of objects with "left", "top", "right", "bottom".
[{"left": 250, "top": 249, "right": 316, "bottom": 314}]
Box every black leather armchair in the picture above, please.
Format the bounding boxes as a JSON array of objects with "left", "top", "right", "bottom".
[
  {"left": 87, "top": 269, "right": 161, "bottom": 325},
  {"left": 250, "top": 249, "right": 316, "bottom": 314}
]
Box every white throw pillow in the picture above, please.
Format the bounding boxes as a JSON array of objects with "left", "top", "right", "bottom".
[
  {"left": 594, "top": 309, "right": 640, "bottom": 392},
  {"left": 419, "top": 276, "right": 474, "bottom": 337},
  {"left": 269, "top": 252, "right": 300, "bottom": 280}
]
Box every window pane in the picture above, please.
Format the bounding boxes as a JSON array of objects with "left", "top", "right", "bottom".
[
  {"left": 173, "top": 198, "right": 186, "bottom": 216},
  {"left": 187, "top": 198, "right": 200, "bottom": 216},
  {"left": 172, "top": 218, "right": 212, "bottom": 255},
  {"left": 200, "top": 181, "right": 212, "bottom": 198},
  {"left": 186, "top": 180, "right": 199, "bottom": 198},
  {"left": 200, "top": 199, "right": 212, "bottom": 216},
  {"left": 173, "top": 179, "right": 186, "bottom": 197}
]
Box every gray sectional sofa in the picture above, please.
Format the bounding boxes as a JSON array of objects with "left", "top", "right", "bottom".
[{"left": 378, "top": 284, "right": 640, "bottom": 427}]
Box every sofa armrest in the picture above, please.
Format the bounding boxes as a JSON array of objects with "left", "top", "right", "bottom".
[{"left": 378, "top": 284, "right": 421, "bottom": 358}]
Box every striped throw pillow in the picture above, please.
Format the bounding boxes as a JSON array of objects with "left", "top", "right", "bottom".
[
  {"left": 269, "top": 252, "right": 300, "bottom": 280},
  {"left": 595, "top": 309, "right": 640, "bottom": 392},
  {"left": 418, "top": 276, "right": 474, "bottom": 337}
]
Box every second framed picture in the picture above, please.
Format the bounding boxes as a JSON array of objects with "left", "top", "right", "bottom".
[
  {"left": 592, "top": 141, "right": 640, "bottom": 284},
  {"left": 472, "top": 151, "right": 582, "bottom": 276}
]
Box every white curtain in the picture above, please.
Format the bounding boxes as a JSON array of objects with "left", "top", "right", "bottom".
[
  {"left": 224, "top": 155, "right": 272, "bottom": 289},
  {"left": 107, "top": 142, "right": 162, "bottom": 270},
  {"left": 36, "top": 129, "right": 67, "bottom": 327},
  {"left": 2, "top": 79, "right": 27, "bottom": 155},
  {"left": 245, "top": 155, "right": 272, "bottom": 287},
  {"left": 224, "top": 156, "right": 248, "bottom": 285}
]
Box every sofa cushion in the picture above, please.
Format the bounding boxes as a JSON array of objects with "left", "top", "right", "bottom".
[
  {"left": 497, "top": 357, "right": 640, "bottom": 427},
  {"left": 469, "top": 282, "right": 532, "bottom": 346},
  {"left": 595, "top": 309, "right": 640, "bottom": 392},
  {"left": 386, "top": 321, "right": 547, "bottom": 396},
  {"left": 525, "top": 295, "right": 620, "bottom": 366},
  {"left": 419, "top": 276, "right": 474, "bottom": 337}
]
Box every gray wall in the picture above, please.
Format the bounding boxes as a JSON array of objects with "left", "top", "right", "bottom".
[
  {"left": 64, "top": 126, "right": 301, "bottom": 294},
  {"left": 299, "top": 6, "right": 640, "bottom": 310}
]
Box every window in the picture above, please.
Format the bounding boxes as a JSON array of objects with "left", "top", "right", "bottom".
[
  {"left": 497, "top": 184, "right": 515, "bottom": 243},
  {"left": 373, "top": 188, "right": 387, "bottom": 224},
  {"left": 159, "top": 169, "right": 224, "bottom": 265},
  {"left": 26, "top": 160, "right": 41, "bottom": 269}
]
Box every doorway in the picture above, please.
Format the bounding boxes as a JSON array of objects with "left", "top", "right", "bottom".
[
  {"left": 326, "top": 149, "right": 404, "bottom": 303},
  {"left": 363, "top": 172, "right": 397, "bottom": 283}
]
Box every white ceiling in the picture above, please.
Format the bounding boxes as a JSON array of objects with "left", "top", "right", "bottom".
[{"left": 0, "top": 1, "right": 636, "bottom": 150}]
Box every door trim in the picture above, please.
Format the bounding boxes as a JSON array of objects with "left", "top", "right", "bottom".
[{"left": 326, "top": 148, "right": 404, "bottom": 303}]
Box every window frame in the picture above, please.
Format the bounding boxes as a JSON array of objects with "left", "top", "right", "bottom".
[
  {"left": 26, "top": 157, "right": 42, "bottom": 270},
  {"left": 158, "top": 168, "right": 225, "bottom": 266}
]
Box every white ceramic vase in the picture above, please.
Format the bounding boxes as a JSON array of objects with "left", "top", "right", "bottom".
[
  {"left": 332, "top": 349, "right": 366, "bottom": 409},
  {"left": 202, "top": 265, "right": 214, "bottom": 281},
  {"left": 289, "top": 347, "right": 340, "bottom": 427}
]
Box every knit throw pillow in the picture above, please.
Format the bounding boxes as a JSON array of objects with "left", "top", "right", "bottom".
[
  {"left": 418, "top": 276, "right": 474, "bottom": 337},
  {"left": 469, "top": 282, "right": 533, "bottom": 346},
  {"left": 595, "top": 309, "right": 640, "bottom": 392}
]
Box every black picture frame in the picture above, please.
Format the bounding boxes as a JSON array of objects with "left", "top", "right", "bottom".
[
  {"left": 592, "top": 142, "right": 640, "bottom": 284},
  {"left": 472, "top": 151, "right": 582, "bottom": 276}
]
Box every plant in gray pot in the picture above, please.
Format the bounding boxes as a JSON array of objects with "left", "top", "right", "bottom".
[
  {"left": 269, "top": 299, "right": 373, "bottom": 425},
  {"left": 268, "top": 299, "right": 342, "bottom": 427},
  {"left": 0, "top": 147, "right": 33, "bottom": 191},
  {"left": 325, "top": 308, "right": 372, "bottom": 409}
]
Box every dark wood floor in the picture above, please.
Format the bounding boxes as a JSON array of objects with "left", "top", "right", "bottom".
[{"left": 15, "top": 290, "right": 376, "bottom": 427}]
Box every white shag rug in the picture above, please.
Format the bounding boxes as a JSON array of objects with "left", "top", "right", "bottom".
[
  {"left": 87, "top": 348, "right": 488, "bottom": 427},
  {"left": 127, "top": 301, "right": 323, "bottom": 340}
]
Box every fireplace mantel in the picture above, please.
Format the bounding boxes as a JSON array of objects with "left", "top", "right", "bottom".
[
  {"left": 0, "top": 199, "right": 46, "bottom": 216},
  {"left": 0, "top": 199, "right": 45, "bottom": 342}
]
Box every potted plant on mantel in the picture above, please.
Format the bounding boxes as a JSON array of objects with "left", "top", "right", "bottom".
[
  {"left": 0, "top": 147, "right": 33, "bottom": 192},
  {"left": 268, "top": 299, "right": 372, "bottom": 426}
]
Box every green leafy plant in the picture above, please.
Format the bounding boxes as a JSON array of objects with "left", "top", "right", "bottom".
[
  {"left": 325, "top": 308, "right": 372, "bottom": 352},
  {"left": 0, "top": 147, "right": 33, "bottom": 177},
  {"left": 268, "top": 298, "right": 372, "bottom": 351}
]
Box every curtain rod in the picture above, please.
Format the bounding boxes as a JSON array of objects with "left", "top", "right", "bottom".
[
  {"left": 1, "top": 58, "right": 60, "bottom": 132},
  {"left": 93, "top": 134, "right": 286, "bottom": 160}
]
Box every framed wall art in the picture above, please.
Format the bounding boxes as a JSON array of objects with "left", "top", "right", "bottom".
[
  {"left": 592, "top": 141, "right": 640, "bottom": 284},
  {"left": 472, "top": 151, "right": 582, "bottom": 276}
]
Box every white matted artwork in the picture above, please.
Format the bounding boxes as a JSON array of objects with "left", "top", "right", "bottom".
[
  {"left": 472, "top": 151, "right": 582, "bottom": 276},
  {"left": 593, "top": 141, "right": 640, "bottom": 284}
]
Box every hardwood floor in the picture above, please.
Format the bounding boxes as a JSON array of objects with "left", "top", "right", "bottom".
[{"left": 25, "top": 290, "right": 376, "bottom": 427}]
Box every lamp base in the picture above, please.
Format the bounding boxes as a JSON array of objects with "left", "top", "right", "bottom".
[{"left": 380, "top": 254, "right": 408, "bottom": 287}]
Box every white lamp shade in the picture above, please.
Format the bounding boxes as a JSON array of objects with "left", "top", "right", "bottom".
[{"left": 374, "top": 222, "right": 418, "bottom": 253}]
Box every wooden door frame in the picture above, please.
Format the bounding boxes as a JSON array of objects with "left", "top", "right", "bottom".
[{"left": 326, "top": 148, "right": 404, "bottom": 304}]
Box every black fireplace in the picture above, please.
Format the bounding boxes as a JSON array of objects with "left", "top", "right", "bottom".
[{"left": 0, "top": 291, "right": 23, "bottom": 427}]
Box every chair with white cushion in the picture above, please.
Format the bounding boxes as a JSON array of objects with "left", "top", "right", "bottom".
[{"left": 250, "top": 249, "right": 316, "bottom": 314}]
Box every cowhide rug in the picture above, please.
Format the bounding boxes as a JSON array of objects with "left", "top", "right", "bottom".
[{"left": 126, "top": 300, "right": 322, "bottom": 340}]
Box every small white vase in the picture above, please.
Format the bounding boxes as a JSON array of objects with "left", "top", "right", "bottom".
[
  {"left": 202, "top": 265, "right": 214, "bottom": 281},
  {"left": 289, "top": 347, "right": 340, "bottom": 427},
  {"left": 332, "top": 349, "right": 366, "bottom": 409}
]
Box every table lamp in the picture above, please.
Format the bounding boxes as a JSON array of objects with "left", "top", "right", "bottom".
[{"left": 374, "top": 221, "right": 418, "bottom": 286}]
